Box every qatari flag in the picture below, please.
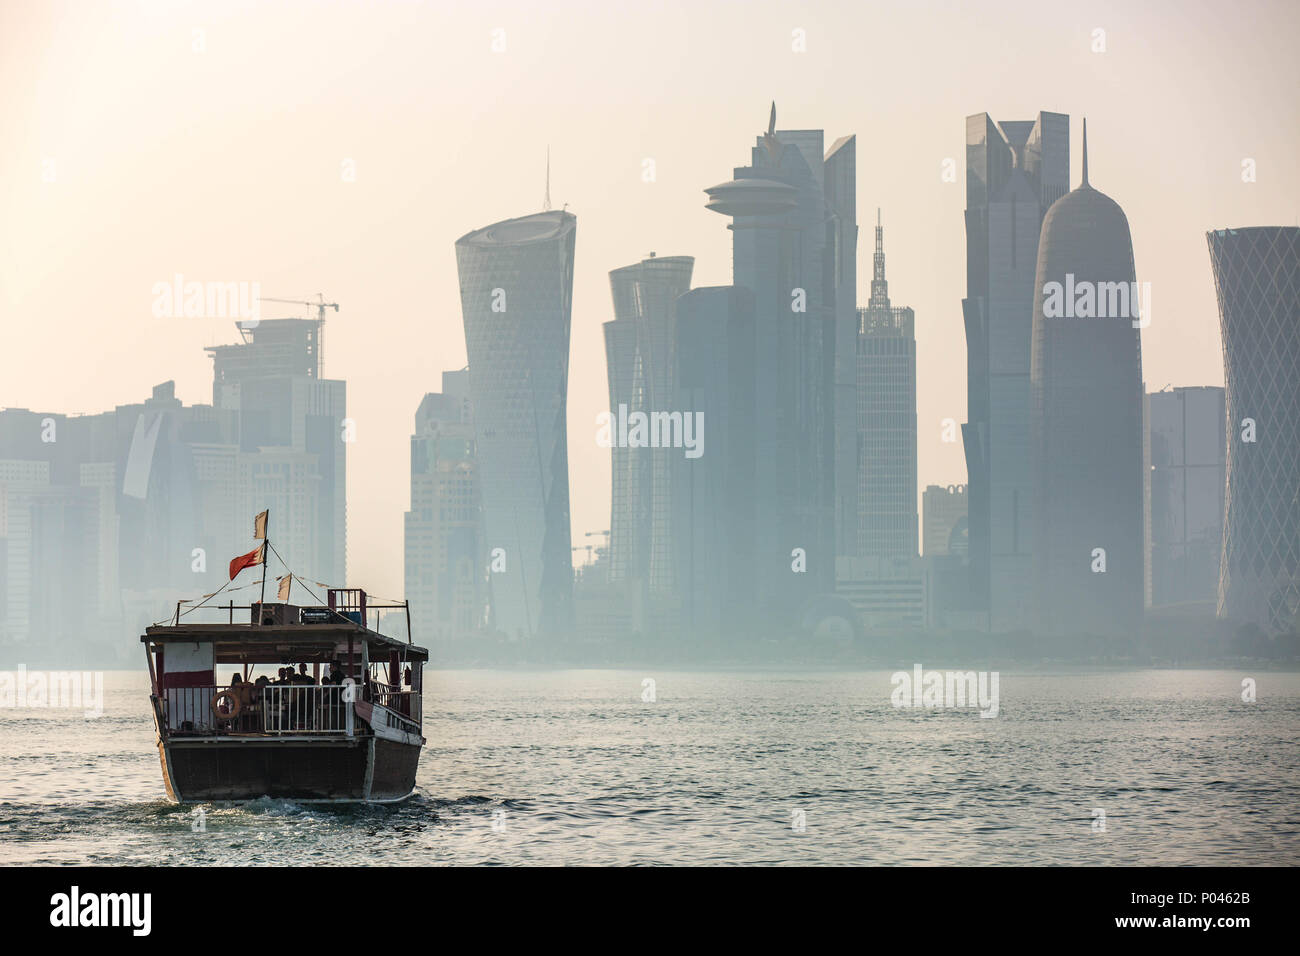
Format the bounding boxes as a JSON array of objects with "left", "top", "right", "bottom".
[{"left": 228, "top": 543, "right": 264, "bottom": 580}]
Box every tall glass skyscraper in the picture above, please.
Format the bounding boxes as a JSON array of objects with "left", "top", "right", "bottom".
[
  {"left": 1029, "top": 127, "right": 1144, "bottom": 637},
  {"left": 455, "top": 210, "right": 576, "bottom": 641},
  {"left": 703, "top": 107, "right": 839, "bottom": 626},
  {"left": 606, "top": 254, "right": 694, "bottom": 607},
  {"left": 673, "top": 285, "right": 756, "bottom": 641},
  {"left": 601, "top": 314, "right": 640, "bottom": 587},
  {"left": 963, "top": 111, "right": 1069, "bottom": 632},
  {"left": 1208, "top": 226, "right": 1300, "bottom": 632},
  {"left": 824, "top": 135, "right": 858, "bottom": 559}
]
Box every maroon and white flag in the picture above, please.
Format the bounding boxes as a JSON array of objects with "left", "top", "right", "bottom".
[{"left": 228, "top": 543, "right": 265, "bottom": 581}]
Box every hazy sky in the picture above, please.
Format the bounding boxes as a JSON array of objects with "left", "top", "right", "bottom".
[{"left": 3, "top": 0, "right": 1297, "bottom": 598}]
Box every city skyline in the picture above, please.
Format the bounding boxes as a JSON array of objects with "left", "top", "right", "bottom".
[
  {"left": 4, "top": 1, "right": 1294, "bottom": 601},
  {"left": 5, "top": 0, "right": 1300, "bottom": 894}
]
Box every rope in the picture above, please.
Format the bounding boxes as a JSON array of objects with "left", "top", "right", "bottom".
[
  {"left": 265, "top": 541, "right": 328, "bottom": 607},
  {"left": 148, "top": 574, "right": 263, "bottom": 627}
]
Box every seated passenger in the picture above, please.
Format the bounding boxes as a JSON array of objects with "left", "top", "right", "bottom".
[{"left": 235, "top": 676, "right": 257, "bottom": 708}]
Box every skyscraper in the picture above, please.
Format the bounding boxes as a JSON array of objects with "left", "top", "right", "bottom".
[
  {"left": 606, "top": 254, "right": 694, "bottom": 611},
  {"left": 703, "top": 105, "right": 839, "bottom": 627},
  {"left": 1146, "top": 386, "right": 1225, "bottom": 608},
  {"left": 455, "top": 210, "right": 576, "bottom": 641},
  {"left": 404, "top": 370, "right": 485, "bottom": 641},
  {"left": 824, "top": 135, "right": 859, "bottom": 559},
  {"left": 206, "top": 317, "right": 347, "bottom": 587},
  {"left": 1029, "top": 124, "right": 1144, "bottom": 636},
  {"left": 601, "top": 315, "right": 640, "bottom": 588},
  {"left": 963, "top": 111, "right": 1069, "bottom": 631},
  {"left": 855, "top": 213, "right": 918, "bottom": 561},
  {"left": 672, "top": 285, "right": 756, "bottom": 641},
  {"left": 1207, "top": 226, "right": 1300, "bottom": 632}
]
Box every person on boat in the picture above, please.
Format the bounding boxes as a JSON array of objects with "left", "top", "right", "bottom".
[
  {"left": 249, "top": 675, "right": 269, "bottom": 720},
  {"left": 295, "top": 663, "right": 316, "bottom": 685},
  {"left": 226, "top": 673, "right": 256, "bottom": 730},
  {"left": 233, "top": 673, "right": 255, "bottom": 703},
  {"left": 320, "top": 661, "right": 346, "bottom": 729}
]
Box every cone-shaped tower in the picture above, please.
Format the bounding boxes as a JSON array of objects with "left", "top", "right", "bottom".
[{"left": 1029, "top": 122, "right": 1145, "bottom": 636}]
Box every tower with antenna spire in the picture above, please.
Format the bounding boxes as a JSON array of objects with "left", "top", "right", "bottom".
[
  {"left": 1081, "top": 117, "right": 1089, "bottom": 187},
  {"left": 855, "top": 210, "right": 917, "bottom": 562},
  {"left": 867, "top": 208, "right": 890, "bottom": 312},
  {"left": 696, "top": 102, "right": 844, "bottom": 628},
  {"left": 1029, "top": 118, "right": 1145, "bottom": 637}
]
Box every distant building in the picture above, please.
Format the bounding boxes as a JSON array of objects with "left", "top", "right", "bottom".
[
  {"left": 205, "top": 318, "right": 347, "bottom": 587},
  {"left": 0, "top": 319, "right": 349, "bottom": 663},
  {"left": 825, "top": 135, "right": 859, "bottom": 560},
  {"left": 702, "top": 106, "right": 842, "bottom": 628},
  {"left": 923, "top": 484, "right": 969, "bottom": 557},
  {"left": 605, "top": 253, "right": 694, "bottom": 619},
  {"left": 0, "top": 457, "right": 100, "bottom": 659},
  {"left": 602, "top": 315, "right": 641, "bottom": 591},
  {"left": 573, "top": 561, "right": 634, "bottom": 650},
  {"left": 1029, "top": 124, "right": 1144, "bottom": 636},
  {"left": 673, "top": 285, "right": 757, "bottom": 642},
  {"left": 835, "top": 555, "right": 928, "bottom": 630},
  {"left": 963, "top": 110, "right": 1070, "bottom": 632},
  {"left": 855, "top": 212, "right": 917, "bottom": 561},
  {"left": 455, "top": 210, "right": 576, "bottom": 641},
  {"left": 404, "top": 371, "right": 485, "bottom": 642},
  {"left": 1146, "top": 387, "right": 1225, "bottom": 609},
  {"left": 1208, "top": 226, "right": 1300, "bottom": 632}
]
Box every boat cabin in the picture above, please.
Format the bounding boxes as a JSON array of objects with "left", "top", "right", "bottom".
[{"left": 142, "top": 589, "right": 427, "bottom": 743}]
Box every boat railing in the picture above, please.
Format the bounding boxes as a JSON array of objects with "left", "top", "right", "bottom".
[
  {"left": 262, "top": 685, "right": 355, "bottom": 735},
  {"left": 371, "top": 688, "right": 421, "bottom": 723},
  {"left": 161, "top": 685, "right": 355, "bottom": 737},
  {"left": 162, "top": 686, "right": 221, "bottom": 734}
]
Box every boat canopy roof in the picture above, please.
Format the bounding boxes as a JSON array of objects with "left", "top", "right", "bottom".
[{"left": 143, "top": 622, "right": 428, "bottom": 664}]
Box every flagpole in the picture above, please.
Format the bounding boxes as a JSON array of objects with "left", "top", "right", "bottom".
[{"left": 259, "top": 509, "right": 269, "bottom": 611}]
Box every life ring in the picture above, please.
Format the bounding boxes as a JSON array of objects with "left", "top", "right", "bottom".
[{"left": 212, "top": 690, "right": 242, "bottom": 719}]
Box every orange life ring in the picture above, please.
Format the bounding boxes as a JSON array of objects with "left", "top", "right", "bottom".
[{"left": 212, "top": 690, "right": 242, "bottom": 719}]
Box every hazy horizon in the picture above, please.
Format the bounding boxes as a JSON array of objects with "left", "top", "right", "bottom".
[{"left": 3, "top": 0, "right": 1297, "bottom": 599}]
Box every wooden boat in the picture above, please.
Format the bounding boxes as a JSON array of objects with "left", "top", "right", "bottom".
[{"left": 142, "top": 588, "right": 427, "bottom": 804}]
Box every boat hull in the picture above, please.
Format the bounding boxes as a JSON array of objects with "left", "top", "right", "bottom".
[{"left": 158, "top": 736, "right": 420, "bottom": 804}]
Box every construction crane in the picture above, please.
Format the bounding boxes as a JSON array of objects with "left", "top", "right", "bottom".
[
  {"left": 572, "top": 531, "right": 610, "bottom": 566},
  {"left": 257, "top": 293, "right": 339, "bottom": 323},
  {"left": 253, "top": 293, "right": 338, "bottom": 374}
]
